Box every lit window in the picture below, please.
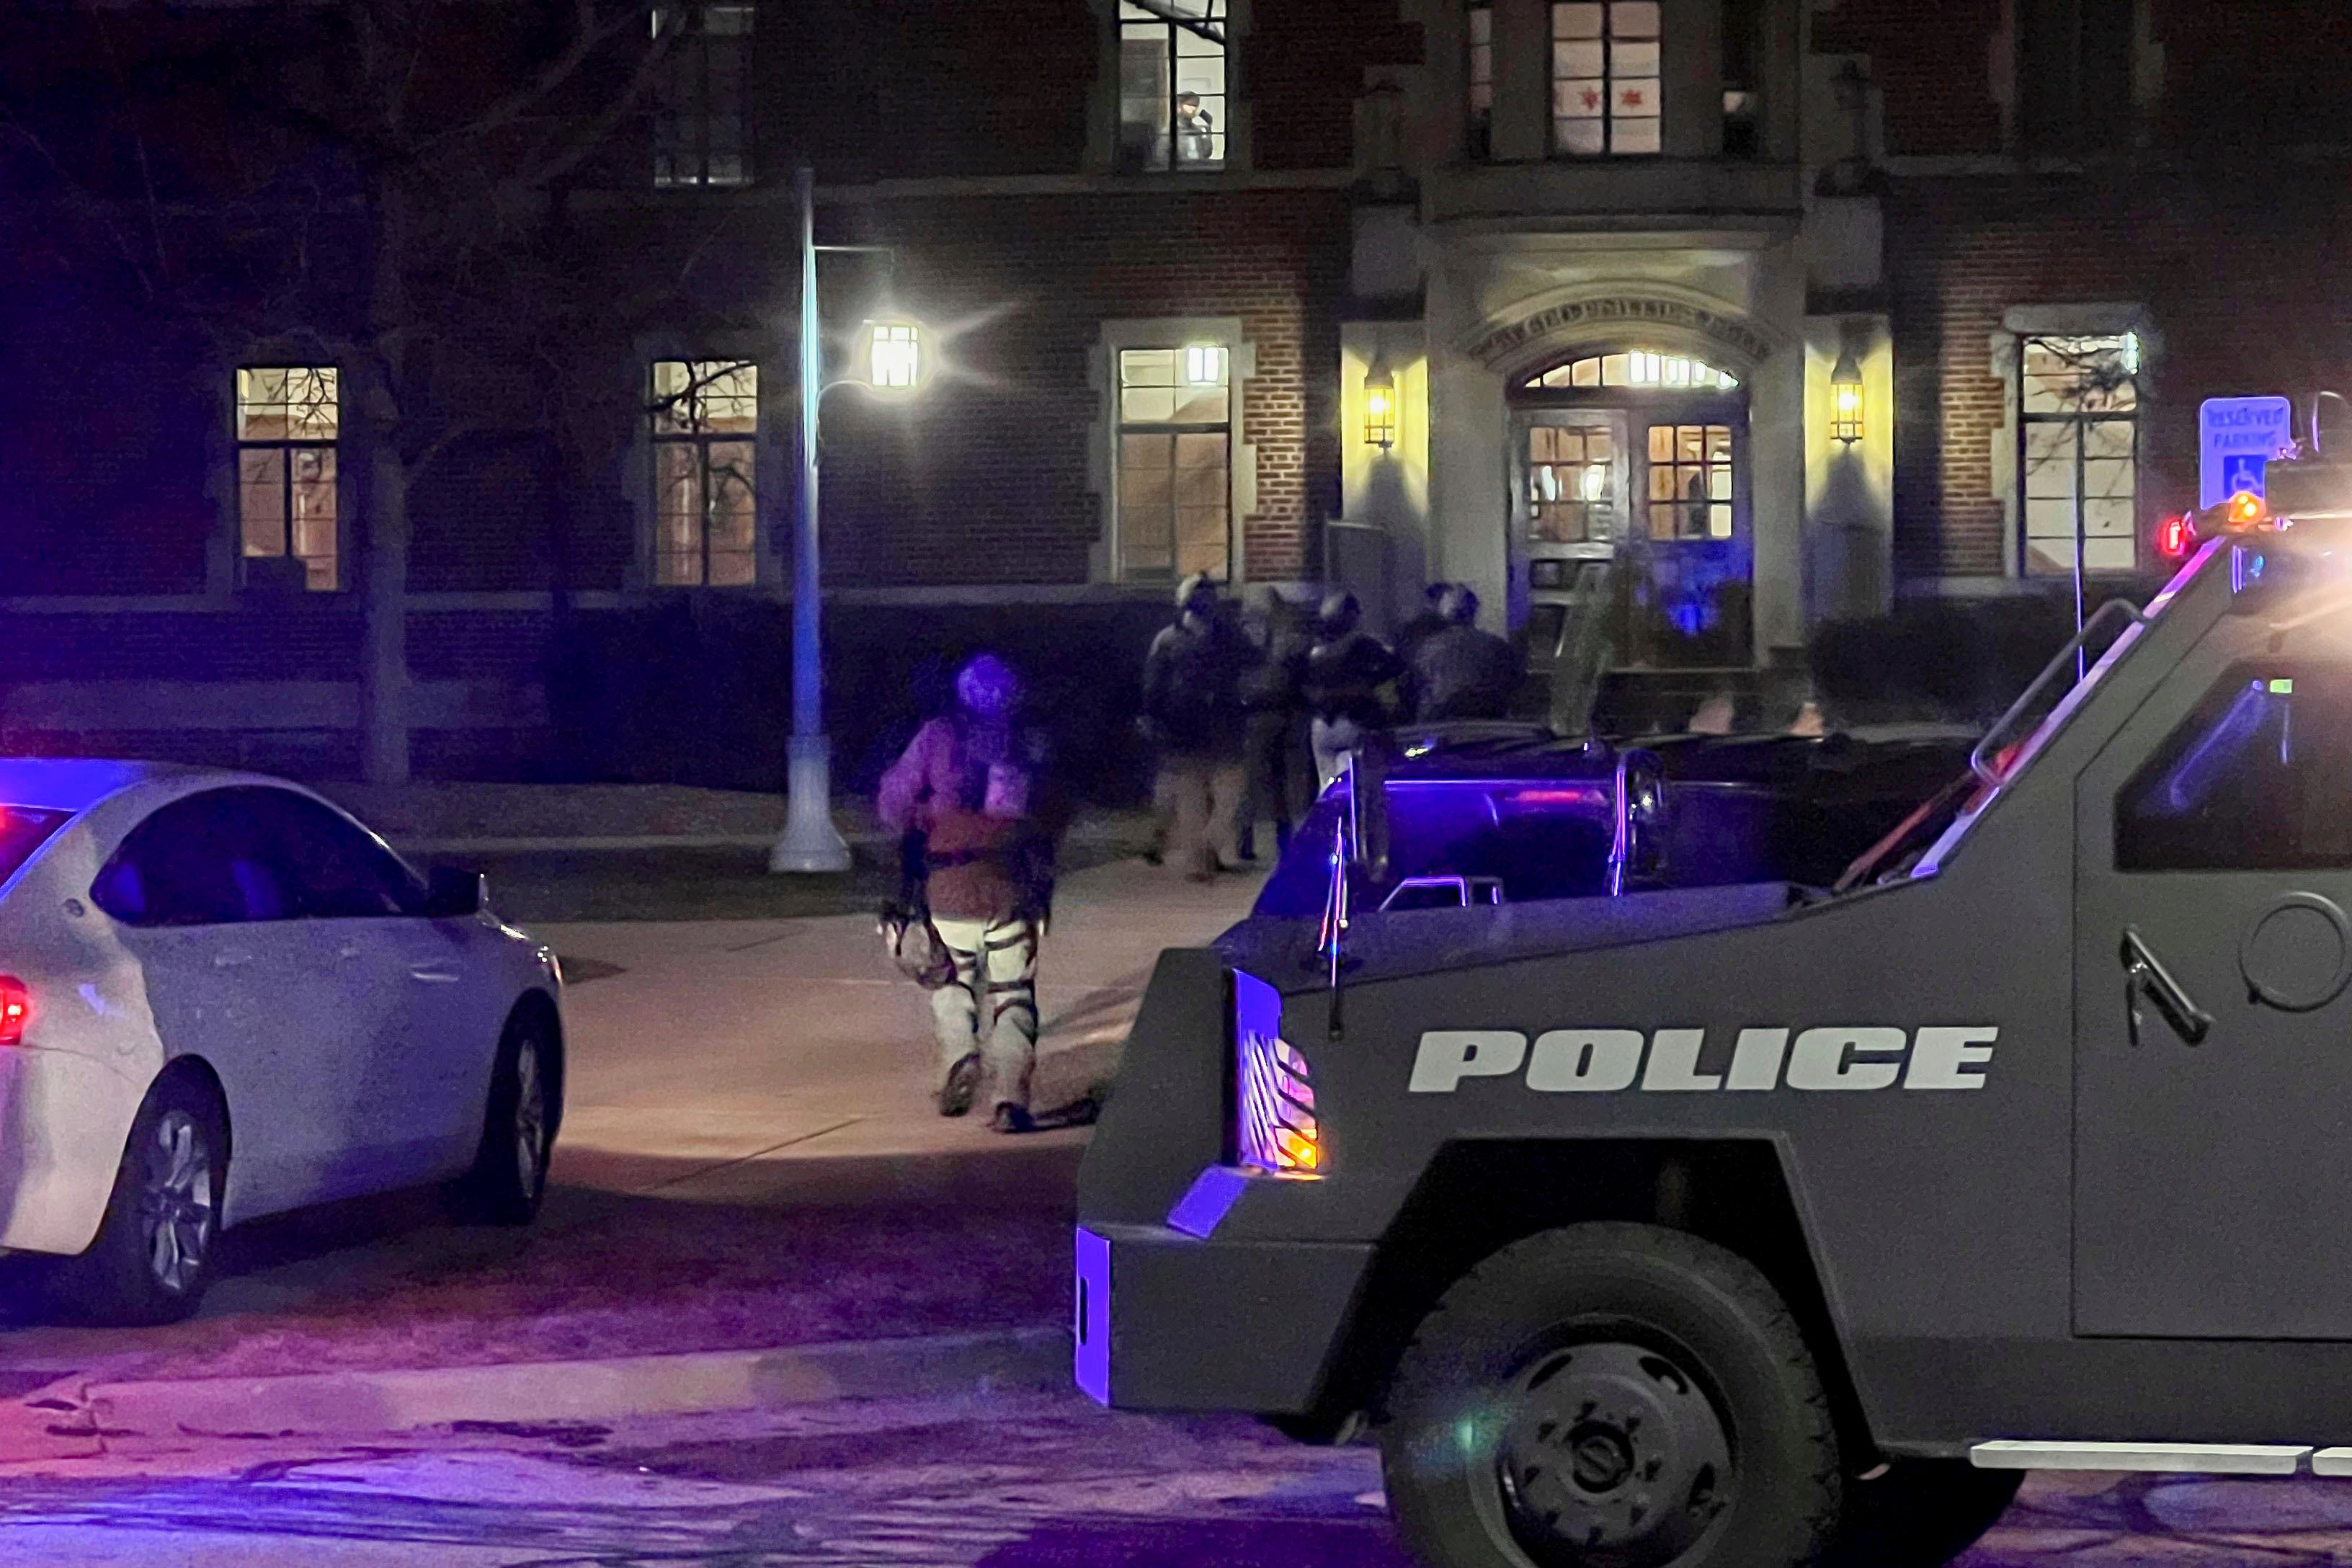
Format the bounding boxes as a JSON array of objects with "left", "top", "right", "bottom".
[
  {"left": 1527, "top": 424, "right": 1618, "bottom": 544},
  {"left": 650, "top": 360, "right": 758, "bottom": 587},
  {"left": 652, "top": 4, "right": 753, "bottom": 189},
  {"left": 236, "top": 367, "right": 339, "bottom": 592},
  {"left": 869, "top": 324, "right": 920, "bottom": 390},
  {"left": 1523, "top": 354, "right": 1740, "bottom": 391},
  {"left": 1468, "top": 1, "right": 1494, "bottom": 159},
  {"left": 1647, "top": 424, "right": 1734, "bottom": 540},
  {"left": 1117, "top": 347, "right": 1230, "bottom": 582},
  {"left": 1118, "top": 1, "right": 1227, "bottom": 172},
  {"left": 1551, "top": 1, "right": 1660, "bottom": 156},
  {"left": 2020, "top": 334, "right": 2139, "bottom": 576}
]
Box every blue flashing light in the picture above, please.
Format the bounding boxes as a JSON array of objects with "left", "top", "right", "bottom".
[{"left": 2232, "top": 545, "right": 2268, "bottom": 594}]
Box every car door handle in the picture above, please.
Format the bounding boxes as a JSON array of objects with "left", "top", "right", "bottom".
[
  {"left": 409, "top": 965, "right": 460, "bottom": 984},
  {"left": 212, "top": 952, "right": 254, "bottom": 971},
  {"left": 2121, "top": 926, "right": 2212, "bottom": 1047}
]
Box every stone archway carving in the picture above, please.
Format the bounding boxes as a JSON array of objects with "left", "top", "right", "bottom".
[{"left": 1467, "top": 290, "right": 1783, "bottom": 384}]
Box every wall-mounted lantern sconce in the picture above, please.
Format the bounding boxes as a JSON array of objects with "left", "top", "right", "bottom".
[
  {"left": 861, "top": 318, "right": 930, "bottom": 393},
  {"left": 1830, "top": 332, "right": 1865, "bottom": 445},
  {"left": 1363, "top": 360, "right": 1396, "bottom": 451}
]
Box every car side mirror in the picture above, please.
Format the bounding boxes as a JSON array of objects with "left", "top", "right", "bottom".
[{"left": 422, "top": 867, "right": 486, "bottom": 919}]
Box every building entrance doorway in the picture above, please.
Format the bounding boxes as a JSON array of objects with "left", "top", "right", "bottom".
[{"left": 1512, "top": 351, "right": 1752, "bottom": 672}]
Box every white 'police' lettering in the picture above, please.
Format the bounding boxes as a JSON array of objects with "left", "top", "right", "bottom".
[{"left": 1407, "top": 1025, "right": 1998, "bottom": 1093}]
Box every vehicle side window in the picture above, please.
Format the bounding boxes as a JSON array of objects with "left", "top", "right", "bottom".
[
  {"left": 2117, "top": 667, "right": 2352, "bottom": 871},
  {"left": 92, "top": 790, "right": 289, "bottom": 927},
  {"left": 250, "top": 792, "right": 420, "bottom": 919}
]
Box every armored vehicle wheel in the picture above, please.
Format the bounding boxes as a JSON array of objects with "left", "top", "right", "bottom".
[
  {"left": 1818, "top": 1459, "right": 2021, "bottom": 1568},
  {"left": 1378, "top": 1223, "right": 1840, "bottom": 1568}
]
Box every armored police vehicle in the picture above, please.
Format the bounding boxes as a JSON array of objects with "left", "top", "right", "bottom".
[{"left": 1077, "top": 464, "right": 2352, "bottom": 1568}]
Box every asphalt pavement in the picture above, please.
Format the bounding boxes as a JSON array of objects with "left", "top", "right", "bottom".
[{"left": 4, "top": 1391, "right": 2352, "bottom": 1566}]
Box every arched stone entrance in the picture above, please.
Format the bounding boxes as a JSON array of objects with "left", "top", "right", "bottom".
[{"left": 1508, "top": 346, "right": 1754, "bottom": 671}]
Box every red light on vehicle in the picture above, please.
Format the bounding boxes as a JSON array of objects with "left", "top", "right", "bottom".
[
  {"left": 2157, "top": 513, "right": 2198, "bottom": 561},
  {"left": 1506, "top": 788, "right": 1608, "bottom": 807},
  {"left": 0, "top": 977, "right": 30, "bottom": 1046}
]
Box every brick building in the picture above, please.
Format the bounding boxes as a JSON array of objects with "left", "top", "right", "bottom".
[{"left": 2, "top": 1, "right": 2348, "bottom": 790}]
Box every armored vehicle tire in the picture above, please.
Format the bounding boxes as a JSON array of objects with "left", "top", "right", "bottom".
[
  {"left": 1378, "top": 1223, "right": 1840, "bottom": 1568},
  {"left": 1817, "top": 1460, "right": 2021, "bottom": 1568}
]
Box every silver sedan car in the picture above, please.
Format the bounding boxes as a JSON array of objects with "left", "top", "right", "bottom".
[{"left": 0, "top": 761, "right": 563, "bottom": 1323}]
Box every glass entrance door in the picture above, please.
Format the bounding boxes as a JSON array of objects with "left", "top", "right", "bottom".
[
  {"left": 1629, "top": 416, "right": 1750, "bottom": 668},
  {"left": 1518, "top": 411, "right": 1629, "bottom": 680}
]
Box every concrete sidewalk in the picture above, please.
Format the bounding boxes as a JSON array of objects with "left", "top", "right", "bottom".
[{"left": 543, "top": 853, "right": 1262, "bottom": 1179}]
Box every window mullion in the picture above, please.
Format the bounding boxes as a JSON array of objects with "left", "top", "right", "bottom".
[
  {"left": 698, "top": 19, "right": 713, "bottom": 183},
  {"left": 1602, "top": 9, "right": 1613, "bottom": 154},
  {"left": 1167, "top": 24, "right": 1179, "bottom": 172},
  {"left": 280, "top": 442, "right": 296, "bottom": 558},
  {"left": 699, "top": 435, "right": 716, "bottom": 586}
]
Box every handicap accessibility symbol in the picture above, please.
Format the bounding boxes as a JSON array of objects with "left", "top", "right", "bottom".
[{"left": 2227, "top": 455, "right": 2268, "bottom": 496}]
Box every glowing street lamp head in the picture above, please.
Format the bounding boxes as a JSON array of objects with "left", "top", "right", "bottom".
[{"left": 863, "top": 318, "right": 926, "bottom": 392}]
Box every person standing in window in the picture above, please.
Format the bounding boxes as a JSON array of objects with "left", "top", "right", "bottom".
[
  {"left": 877, "top": 655, "right": 1061, "bottom": 1134},
  {"left": 1140, "top": 574, "right": 1252, "bottom": 881},
  {"left": 1174, "top": 91, "right": 1216, "bottom": 166}
]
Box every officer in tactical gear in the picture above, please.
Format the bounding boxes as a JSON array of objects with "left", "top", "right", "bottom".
[{"left": 876, "top": 653, "right": 1059, "bottom": 1133}]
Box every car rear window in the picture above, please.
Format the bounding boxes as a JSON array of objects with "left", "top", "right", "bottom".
[{"left": 0, "top": 806, "right": 72, "bottom": 888}]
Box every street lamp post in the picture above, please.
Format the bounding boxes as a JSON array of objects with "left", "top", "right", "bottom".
[
  {"left": 770, "top": 165, "right": 929, "bottom": 875},
  {"left": 771, "top": 164, "right": 851, "bottom": 872}
]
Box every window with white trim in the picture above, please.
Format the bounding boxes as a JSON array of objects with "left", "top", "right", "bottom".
[
  {"left": 1116, "top": 346, "right": 1231, "bottom": 581},
  {"left": 236, "top": 367, "right": 339, "bottom": 592},
  {"left": 1118, "top": 1, "right": 1228, "bottom": 172},
  {"left": 652, "top": 4, "right": 753, "bottom": 189},
  {"left": 649, "top": 360, "right": 758, "bottom": 586},
  {"left": 1551, "top": 0, "right": 1660, "bottom": 156},
  {"left": 1467, "top": 1, "right": 1494, "bottom": 159},
  {"left": 2020, "top": 334, "right": 2139, "bottom": 576}
]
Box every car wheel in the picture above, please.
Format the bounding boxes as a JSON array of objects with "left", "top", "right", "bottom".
[
  {"left": 1378, "top": 1223, "right": 1840, "bottom": 1568},
  {"left": 1817, "top": 1459, "right": 2021, "bottom": 1568},
  {"left": 451, "top": 1010, "right": 558, "bottom": 1226},
  {"left": 61, "top": 1074, "right": 228, "bottom": 1327}
]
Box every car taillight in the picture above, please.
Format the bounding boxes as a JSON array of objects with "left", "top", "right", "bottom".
[
  {"left": 0, "top": 977, "right": 30, "bottom": 1045},
  {"left": 1234, "top": 971, "right": 1321, "bottom": 1175}
]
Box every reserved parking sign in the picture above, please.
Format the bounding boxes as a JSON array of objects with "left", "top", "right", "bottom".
[{"left": 2200, "top": 396, "right": 2296, "bottom": 509}]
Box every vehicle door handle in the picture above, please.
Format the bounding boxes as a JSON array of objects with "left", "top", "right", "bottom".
[
  {"left": 213, "top": 952, "right": 254, "bottom": 971},
  {"left": 409, "top": 965, "right": 460, "bottom": 984},
  {"left": 2121, "top": 926, "right": 2212, "bottom": 1047}
]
